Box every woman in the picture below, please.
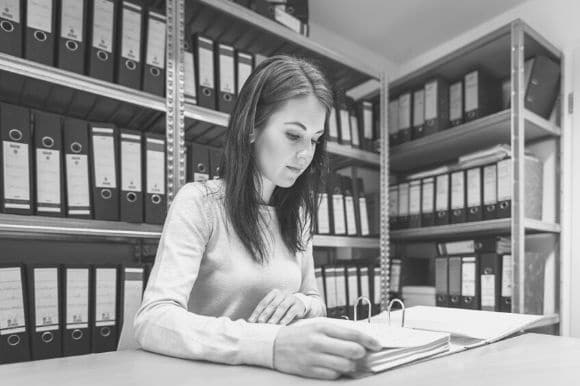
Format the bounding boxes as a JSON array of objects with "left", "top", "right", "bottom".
[{"left": 134, "top": 55, "right": 381, "bottom": 380}]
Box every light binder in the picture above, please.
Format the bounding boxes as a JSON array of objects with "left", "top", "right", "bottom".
[
  {"left": 389, "top": 259, "right": 402, "bottom": 295},
  {"left": 335, "top": 266, "right": 347, "bottom": 317},
  {"left": 90, "top": 123, "right": 119, "bottom": 221},
  {"left": 193, "top": 34, "right": 216, "bottom": 110},
  {"left": 480, "top": 253, "right": 501, "bottom": 312},
  {"left": 464, "top": 70, "right": 500, "bottom": 121},
  {"left": 323, "top": 267, "right": 337, "bottom": 317},
  {"left": 91, "top": 265, "right": 120, "bottom": 353},
  {"left": 424, "top": 79, "right": 449, "bottom": 135},
  {"left": 120, "top": 129, "right": 143, "bottom": 223},
  {"left": 0, "top": 264, "right": 31, "bottom": 364},
  {"left": 117, "top": 266, "right": 144, "bottom": 350},
  {"left": 34, "top": 110, "right": 65, "bottom": 217},
  {"left": 346, "top": 266, "right": 358, "bottom": 319},
  {"left": 337, "top": 101, "right": 351, "bottom": 147},
  {"left": 57, "top": 0, "right": 87, "bottom": 74},
  {"left": 142, "top": 10, "right": 165, "bottom": 96},
  {"left": 496, "top": 159, "right": 511, "bottom": 219},
  {"left": 316, "top": 192, "right": 330, "bottom": 235},
  {"left": 0, "top": 0, "right": 23, "bottom": 57},
  {"left": 435, "top": 257, "right": 448, "bottom": 307},
  {"left": 447, "top": 257, "right": 461, "bottom": 308},
  {"left": 62, "top": 266, "right": 91, "bottom": 357},
  {"left": 27, "top": 265, "right": 62, "bottom": 360},
  {"left": 500, "top": 254, "right": 512, "bottom": 312},
  {"left": 116, "top": 0, "right": 143, "bottom": 90},
  {"left": 412, "top": 89, "right": 425, "bottom": 139},
  {"left": 388, "top": 99, "right": 399, "bottom": 146},
  {"left": 341, "top": 176, "right": 357, "bottom": 236},
  {"left": 397, "top": 182, "right": 409, "bottom": 229},
  {"left": 144, "top": 132, "right": 166, "bottom": 224},
  {"left": 184, "top": 39, "right": 196, "bottom": 105},
  {"left": 328, "top": 173, "right": 346, "bottom": 236},
  {"left": 466, "top": 167, "right": 482, "bottom": 222},
  {"left": 408, "top": 180, "right": 421, "bottom": 228},
  {"left": 236, "top": 51, "right": 253, "bottom": 94},
  {"left": 328, "top": 107, "right": 339, "bottom": 143},
  {"left": 388, "top": 185, "right": 398, "bottom": 230},
  {"left": 397, "top": 93, "right": 412, "bottom": 143},
  {"left": 483, "top": 164, "right": 498, "bottom": 220},
  {"left": 209, "top": 147, "right": 223, "bottom": 179},
  {"left": 373, "top": 266, "right": 382, "bottom": 313},
  {"left": 216, "top": 43, "right": 235, "bottom": 113},
  {"left": 188, "top": 142, "right": 210, "bottom": 182},
  {"left": 63, "top": 117, "right": 92, "bottom": 218},
  {"left": 0, "top": 103, "right": 33, "bottom": 215},
  {"left": 421, "top": 177, "right": 435, "bottom": 227},
  {"left": 25, "top": 0, "right": 56, "bottom": 66},
  {"left": 88, "top": 0, "right": 118, "bottom": 82},
  {"left": 450, "top": 171, "right": 466, "bottom": 224},
  {"left": 361, "top": 101, "right": 373, "bottom": 151},
  {"left": 356, "top": 178, "right": 370, "bottom": 237},
  {"left": 349, "top": 110, "right": 361, "bottom": 149},
  {"left": 449, "top": 81, "right": 463, "bottom": 127},
  {"left": 359, "top": 266, "right": 370, "bottom": 308},
  {"left": 461, "top": 256, "right": 480, "bottom": 310}
]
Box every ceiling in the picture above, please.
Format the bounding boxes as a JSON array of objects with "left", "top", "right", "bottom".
[{"left": 309, "top": 0, "right": 531, "bottom": 64}]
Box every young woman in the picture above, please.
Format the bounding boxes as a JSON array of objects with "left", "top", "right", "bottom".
[{"left": 134, "top": 55, "right": 381, "bottom": 380}]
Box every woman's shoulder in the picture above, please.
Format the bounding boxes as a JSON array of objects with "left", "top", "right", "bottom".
[{"left": 176, "top": 179, "right": 225, "bottom": 206}]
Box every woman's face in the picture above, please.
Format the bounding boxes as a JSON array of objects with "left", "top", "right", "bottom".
[{"left": 254, "top": 94, "right": 326, "bottom": 190}]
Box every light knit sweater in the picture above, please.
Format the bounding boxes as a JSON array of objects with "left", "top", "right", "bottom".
[{"left": 134, "top": 180, "right": 326, "bottom": 369}]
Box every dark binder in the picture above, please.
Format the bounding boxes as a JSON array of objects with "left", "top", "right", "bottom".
[
  {"left": 435, "top": 174, "right": 450, "bottom": 226},
  {"left": 193, "top": 34, "right": 215, "bottom": 110},
  {"left": 216, "top": 43, "right": 235, "bottom": 113},
  {"left": 435, "top": 257, "right": 449, "bottom": 307},
  {"left": 116, "top": 0, "right": 143, "bottom": 90},
  {"left": 88, "top": 0, "right": 118, "bottom": 82},
  {"left": 341, "top": 176, "right": 357, "bottom": 236},
  {"left": 496, "top": 159, "right": 511, "bottom": 219},
  {"left": 144, "top": 132, "right": 166, "bottom": 224},
  {"left": 209, "top": 147, "right": 223, "bottom": 179},
  {"left": 424, "top": 78, "right": 449, "bottom": 136},
  {"left": 33, "top": 110, "right": 65, "bottom": 217},
  {"left": 0, "top": 0, "right": 23, "bottom": 57},
  {"left": 397, "top": 182, "right": 409, "bottom": 229},
  {"left": 421, "top": 177, "right": 435, "bottom": 227},
  {"left": 91, "top": 265, "right": 120, "bottom": 353},
  {"left": 142, "top": 10, "right": 165, "bottom": 96},
  {"left": 461, "top": 256, "right": 480, "bottom": 310},
  {"left": 63, "top": 117, "right": 92, "bottom": 218},
  {"left": 500, "top": 254, "right": 512, "bottom": 312},
  {"left": 450, "top": 170, "right": 466, "bottom": 224},
  {"left": 483, "top": 164, "right": 498, "bottom": 220},
  {"left": 464, "top": 70, "right": 500, "bottom": 121},
  {"left": 25, "top": 0, "right": 56, "bottom": 65},
  {"left": 27, "top": 265, "right": 62, "bottom": 360},
  {"left": 408, "top": 180, "right": 421, "bottom": 228},
  {"left": 57, "top": 0, "right": 87, "bottom": 74},
  {"left": 397, "top": 93, "right": 412, "bottom": 143},
  {"left": 466, "top": 167, "right": 483, "bottom": 222},
  {"left": 449, "top": 81, "right": 463, "bottom": 127},
  {"left": 62, "top": 265, "right": 91, "bottom": 357},
  {"left": 360, "top": 101, "right": 374, "bottom": 151},
  {"left": 524, "top": 55, "right": 560, "bottom": 119},
  {"left": 0, "top": 103, "right": 33, "bottom": 215},
  {"left": 346, "top": 266, "right": 358, "bottom": 320},
  {"left": 0, "top": 264, "right": 31, "bottom": 364},
  {"left": 184, "top": 39, "right": 196, "bottom": 105},
  {"left": 448, "top": 256, "right": 462, "bottom": 308},
  {"left": 388, "top": 100, "right": 399, "bottom": 146},
  {"left": 479, "top": 253, "right": 501, "bottom": 312},
  {"left": 120, "top": 129, "right": 143, "bottom": 223},
  {"left": 328, "top": 173, "right": 346, "bottom": 236},
  {"left": 236, "top": 50, "right": 254, "bottom": 95},
  {"left": 188, "top": 142, "right": 210, "bottom": 182},
  {"left": 388, "top": 185, "right": 398, "bottom": 230},
  {"left": 412, "top": 89, "right": 425, "bottom": 139},
  {"left": 355, "top": 177, "right": 370, "bottom": 237},
  {"left": 90, "top": 123, "right": 119, "bottom": 221}
]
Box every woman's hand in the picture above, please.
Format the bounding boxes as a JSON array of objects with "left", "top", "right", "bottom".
[
  {"left": 248, "top": 289, "right": 307, "bottom": 325},
  {"left": 273, "top": 321, "right": 382, "bottom": 379}
]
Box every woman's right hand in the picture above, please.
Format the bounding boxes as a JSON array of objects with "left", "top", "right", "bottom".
[{"left": 272, "top": 321, "right": 382, "bottom": 379}]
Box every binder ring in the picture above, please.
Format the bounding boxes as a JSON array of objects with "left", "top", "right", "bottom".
[
  {"left": 101, "top": 189, "right": 112, "bottom": 200},
  {"left": 500, "top": 202, "right": 508, "bottom": 209},
  {"left": 127, "top": 192, "right": 137, "bottom": 203},
  {"left": 476, "top": 242, "right": 482, "bottom": 249},
  {"left": 66, "top": 40, "right": 79, "bottom": 52},
  {"left": 224, "top": 94, "right": 232, "bottom": 101},
  {"left": 437, "top": 211, "right": 445, "bottom": 218},
  {"left": 8, "top": 129, "right": 23, "bottom": 141},
  {"left": 100, "top": 327, "right": 111, "bottom": 337},
  {"left": 464, "top": 296, "right": 473, "bottom": 304},
  {"left": 150, "top": 67, "right": 161, "bottom": 77},
  {"left": 41, "top": 331, "right": 54, "bottom": 343},
  {"left": 387, "top": 298, "right": 406, "bottom": 328},
  {"left": 72, "top": 329, "right": 84, "bottom": 340},
  {"left": 97, "top": 50, "right": 109, "bottom": 61},
  {"left": 71, "top": 142, "right": 82, "bottom": 153},
  {"left": 34, "top": 30, "right": 47, "bottom": 42},
  {"left": 340, "top": 315, "right": 350, "bottom": 320},
  {"left": 7, "top": 334, "right": 21, "bottom": 346},
  {"left": 484, "top": 267, "right": 493, "bottom": 275},
  {"left": 151, "top": 194, "right": 161, "bottom": 204},
  {"left": 487, "top": 205, "right": 496, "bottom": 211},
  {"left": 42, "top": 136, "right": 55, "bottom": 148},
  {"left": 353, "top": 296, "right": 372, "bottom": 323},
  {"left": 470, "top": 207, "right": 477, "bottom": 214},
  {"left": 287, "top": 5, "right": 295, "bottom": 13},
  {"left": 203, "top": 88, "right": 211, "bottom": 96},
  {"left": 0, "top": 20, "right": 14, "bottom": 33},
  {"left": 125, "top": 59, "right": 136, "bottom": 71},
  {"left": 450, "top": 295, "right": 459, "bottom": 304},
  {"left": 197, "top": 163, "right": 206, "bottom": 172}
]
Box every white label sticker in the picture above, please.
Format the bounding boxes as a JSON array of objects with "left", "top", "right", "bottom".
[
  {"left": 413, "top": 90, "right": 425, "bottom": 126},
  {"left": 481, "top": 274, "right": 496, "bottom": 308},
  {"left": 422, "top": 178, "right": 434, "bottom": 213},
  {"left": 184, "top": 50, "right": 196, "bottom": 99},
  {"left": 92, "top": 134, "right": 116, "bottom": 188},
  {"left": 465, "top": 71, "right": 479, "bottom": 112},
  {"left": 27, "top": 0, "right": 52, "bottom": 33},
  {"left": 451, "top": 172, "right": 465, "bottom": 209},
  {"left": 237, "top": 57, "right": 252, "bottom": 94},
  {"left": 328, "top": 108, "right": 338, "bottom": 139},
  {"left": 3, "top": 141, "right": 29, "bottom": 201},
  {"left": 347, "top": 268, "right": 358, "bottom": 305},
  {"left": 146, "top": 15, "right": 165, "bottom": 68},
  {"left": 0, "top": 268, "right": 25, "bottom": 331},
  {"left": 409, "top": 182, "right": 421, "bottom": 215},
  {"left": 497, "top": 159, "right": 512, "bottom": 201},
  {"left": 398, "top": 183, "right": 409, "bottom": 216},
  {"left": 345, "top": 196, "right": 357, "bottom": 235},
  {"left": 389, "top": 263, "right": 401, "bottom": 292},
  {"left": 317, "top": 193, "right": 330, "bottom": 234},
  {"left": 425, "top": 81, "right": 438, "bottom": 120},
  {"left": 95, "top": 269, "right": 116, "bottom": 325},
  {"left": 483, "top": 165, "right": 497, "bottom": 205},
  {"left": 467, "top": 168, "right": 481, "bottom": 207},
  {"left": 199, "top": 44, "right": 214, "bottom": 88},
  {"left": 121, "top": 5, "right": 142, "bottom": 61},
  {"left": 147, "top": 149, "right": 165, "bottom": 194},
  {"left": 36, "top": 148, "right": 61, "bottom": 205},
  {"left": 398, "top": 93, "right": 411, "bottom": 130},
  {"left": 359, "top": 197, "right": 369, "bottom": 236},
  {"left": 92, "top": 0, "right": 114, "bottom": 52},
  {"left": 60, "top": 0, "right": 83, "bottom": 41},
  {"left": 65, "top": 154, "right": 90, "bottom": 208},
  {"left": 332, "top": 195, "right": 346, "bottom": 234},
  {"left": 501, "top": 255, "right": 513, "bottom": 297},
  {"left": 435, "top": 174, "right": 449, "bottom": 211},
  {"left": 339, "top": 109, "right": 351, "bottom": 142},
  {"left": 66, "top": 269, "right": 89, "bottom": 326},
  {"left": 461, "top": 259, "right": 476, "bottom": 297},
  {"left": 0, "top": 0, "right": 20, "bottom": 22},
  {"left": 363, "top": 102, "right": 373, "bottom": 139},
  {"left": 121, "top": 140, "right": 142, "bottom": 192},
  {"left": 34, "top": 268, "right": 59, "bottom": 329},
  {"left": 388, "top": 186, "right": 398, "bottom": 217},
  {"left": 219, "top": 48, "right": 234, "bottom": 93},
  {"left": 350, "top": 114, "right": 360, "bottom": 146},
  {"left": 449, "top": 82, "right": 463, "bottom": 121},
  {"left": 374, "top": 267, "right": 382, "bottom": 305}
]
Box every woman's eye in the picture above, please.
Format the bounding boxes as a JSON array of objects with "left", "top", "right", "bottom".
[{"left": 286, "top": 133, "right": 301, "bottom": 141}]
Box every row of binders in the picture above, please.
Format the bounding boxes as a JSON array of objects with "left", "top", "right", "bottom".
[
  {"left": 0, "top": 0, "right": 166, "bottom": 96},
  {"left": 230, "top": 0, "right": 309, "bottom": 36},
  {"left": 0, "top": 263, "right": 150, "bottom": 364},
  {"left": 327, "top": 97, "right": 380, "bottom": 153},
  {"left": 388, "top": 55, "right": 560, "bottom": 146},
  {"left": 0, "top": 102, "right": 167, "bottom": 224}
]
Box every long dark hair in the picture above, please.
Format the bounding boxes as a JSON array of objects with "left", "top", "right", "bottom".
[{"left": 220, "top": 55, "right": 333, "bottom": 264}]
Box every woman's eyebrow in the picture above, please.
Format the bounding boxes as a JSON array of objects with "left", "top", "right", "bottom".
[{"left": 284, "top": 121, "right": 324, "bottom": 134}]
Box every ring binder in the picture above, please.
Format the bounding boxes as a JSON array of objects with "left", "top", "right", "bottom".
[
  {"left": 353, "top": 296, "right": 371, "bottom": 323},
  {"left": 387, "top": 298, "right": 406, "bottom": 327}
]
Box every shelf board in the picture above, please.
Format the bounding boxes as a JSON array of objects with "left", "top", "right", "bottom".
[
  {"left": 390, "top": 109, "right": 560, "bottom": 173},
  {"left": 326, "top": 142, "right": 380, "bottom": 166},
  {"left": 524, "top": 219, "right": 561, "bottom": 234},
  {"left": 313, "top": 235, "right": 379, "bottom": 248},
  {"left": 185, "top": 104, "right": 229, "bottom": 128}
]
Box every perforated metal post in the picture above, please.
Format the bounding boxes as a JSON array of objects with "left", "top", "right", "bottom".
[{"left": 380, "top": 70, "right": 390, "bottom": 312}]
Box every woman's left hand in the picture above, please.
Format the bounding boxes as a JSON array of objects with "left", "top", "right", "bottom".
[{"left": 248, "top": 289, "right": 307, "bottom": 325}]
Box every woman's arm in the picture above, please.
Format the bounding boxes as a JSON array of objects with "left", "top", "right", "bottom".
[{"left": 295, "top": 235, "right": 327, "bottom": 318}]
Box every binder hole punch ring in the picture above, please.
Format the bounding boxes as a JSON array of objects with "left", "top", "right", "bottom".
[
  {"left": 500, "top": 202, "right": 508, "bottom": 209},
  {"left": 151, "top": 194, "right": 161, "bottom": 205},
  {"left": 487, "top": 205, "right": 496, "bottom": 211},
  {"left": 484, "top": 267, "right": 493, "bottom": 275},
  {"left": 34, "top": 30, "right": 47, "bottom": 42},
  {"left": 71, "top": 142, "right": 82, "bottom": 153},
  {"left": 203, "top": 88, "right": 211, "bottom": 96},
  {"left": 287, "top": 5, "right": 295, "bottom": 13},
  {"left": 224, "top": 94, "right": 232, "bottom": 101},
  {"left": 125, "top": 60, "right": 136, "bottom": 71},
  {"left": 8, "top": 129, "right": 23, "bottom": 141},
  {"left": 197, "top": 163, "right": 206, "bottom": 172},
  {"left": 41, "top": 331, "right": 54, "bottom": 343},
  {"left": 464, "top": 297, "right": 473, "bottom": 304},
  {"left": 97, "top": 50, "right": 109, "bottom": 61},
  {"left": 7, "top": 334, "right": 21, "bottom": 346},
  {"left": 100, "top": 327, "right": 112, "bottom": 337},
  {"left": 72, "top": 329, "right": 83, "bottom": 340},
  {"left": 101, "top": 189, "right": 112, "bottom": 200},
  {"left": 42, "top": 136, "right": 55, "bottom": 148},
  {"left": 354, "top": 296, "right": 372, "bottom": 323},
  {"left": 127, "top": 192, "right": 137, "bottom": 203},
  {"left": 387, "top": 298, "right": 406, "bottom": 327},
  {"left": 150, "top": 67, "right": 160, "bottom": 77},
  {"left": 66, "top": 40, "right": 79, "bottom": 51},
  {"left": 450, "top": 296, "right": 459, "bottom": 304},
  {"left": 470, "top": 207, "right": 477, "bottom": 214},
  {"left": 0, "top": 20, "right": 14, "bottom": 33},
  {"left": 437, "top": 211, "right": 445, "bottom": 218}
]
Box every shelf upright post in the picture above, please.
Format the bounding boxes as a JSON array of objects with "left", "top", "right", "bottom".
[{"left": 380, "top": 69, "right": 390, "bottom": 312}]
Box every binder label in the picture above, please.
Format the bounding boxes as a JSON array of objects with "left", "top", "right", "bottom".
[
  {"left": 388, "top": 100, "right": 398, "bottom": 135},
  {"left": 363, "top": 102, "right": 373, "bottom": 139},
  {"left": 461, "top": 258, "right": 476, "bottom": 297},
  {"left": 328, "top": 108, "right": 338, "bottom": 139},
  {"left": 184, "top": 50, "right": 197, "bottom": 101},
  {"left": 147, "top": 148, "right": 165, "bottom": 195},
  {"left": 398, "top": 183, "right": 409, "bottom": 216},
  {"left": 409, "top": 182, "right": 421, "bottom": 215},
  {"left": 0, "top": 0, "right": 19, "bottom": 22},
  {"left": 332, "top": 194, "right": 346, "bottom": 234},
  {"left": 325, "top": 268, "right": 337, "bottom": 308},
  {"left": 219, "top": 46, "right": 234, "bottom": 94},
  {"left": 497, "top": 160, "right": 512, "bottom": 200},
  {"left": 121, "top": 140, "right": 142, "bottom": 192},
  {"left": 0, "top": 267, "right": 26, "bottom": 333},
  {"left": 60, "top": 0, "right": 84, "bottom": 41},
  {"left": 388, "top": 186, "right": 398, "bottom": 217},
  {"left": 465, "top": 71, "right": 479, "bottom": 112},
  {"left": 146, "top": 15, "right": 165, "bottom": 68},
  {"left": 422, "top": 178, "right": 434, "bottom": 213},
  {"left": 27, "top": 0, "right": 52, "bottom": 33},
  {"left": 398, "top": 93, "right": 411, "bottom": 130},
  {"left": 121, "top": 5, "right": 142, "bottom": 61},
  {"left": 335, "top": 269, "right": 346, "bottom": 307},
  {"left": 413, "top": 90, "right": 425, "bottom": 127},
  {"left": 347, "top": 268, "right": 358, "bottom": 305},
  {"left": 345, "top": 196, "right": 357, "bottom": 235},
  {"left": 374, "top": 267, "right": 382, "bottom": 306},
  {"left": 483, "top": 165, "right": 497, "bottom": 204},
  {"left": 34, "top": 268, "right": 59, "bottom": 330},
  {"left": 424, "top": 81, "right": 438, "bottom": 120},
  {"left": 36, "top": 148, "right": 61, "bottom": 206},
  {"left": 449, "top": 82, "right": 463, "bottom": 121},
  {"left": 199, "top": 42, "right": 214, "bottom": 88},
  {"left": 95, "top": 268, "right": 117, "bottom": 326},
  {"left": 92, "top": 134, "right": 117, "bottom": 188},
  {"left": 445, "top": 240, "right": 475, "bottom": 255},
  {"left": 350, "top": 114, "right": 360, "bottom": 146},
  {"left": 317, "top": 193, "right": 330, "bottom": 234},
  {"left": 66, "top": 268, "right": 89, "bottom": 327},
  {"left": 339, "top": 109, "right": 351, "bottom": 142},
  {"left": 481, "top": 274, "right": 496, "bottom": 308},
  {"left": 360, "top": 267, "right": 370, "bottom": 299},
  {"left": 501, "top": 255, "right": 513, "bottom": 297},
  {"left": 436, "top": 175, "right": 449, "bottom": 211},
  {"left": 467, "top": 168, "right": 482, "bottom": 207},
  {"left": 237, "top": 56, "right": 252, "bottom": 94},
  {"left": 92, "top": 0, "right": 114, "bottom": 52},
  {"left": 65, "top": 154, "right": 90, "bottom": 208},
  {"left": 451, "top": 172, "right": 465, "bottom": 209},
  {"left": 389, "top": 261, "right": 401, "bottom": 292},
  {"left": 359, "top": 197, "right": 370, "bottom": 236},
  {"left": 3, "top": 141, "right": 30, "bottom": 201}
]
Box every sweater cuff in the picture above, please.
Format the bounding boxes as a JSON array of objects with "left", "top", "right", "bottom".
[
  {"left": 239, "top": 322, "right": 282, "bottom": 368},
  {"left": 294, "top": 293, "right": 312, "bottom": 317}
]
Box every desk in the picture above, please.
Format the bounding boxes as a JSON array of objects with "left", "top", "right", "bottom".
[{"left": 1, "top": 333, "right": 579, "bottom": 386}]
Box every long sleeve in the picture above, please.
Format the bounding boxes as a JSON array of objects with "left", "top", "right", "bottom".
[
  {"left": 134, "top": 183, "right": 281, "bottom": 368},
  {"left": 294, "top": 234, "right": 327, "bottom": 318}
]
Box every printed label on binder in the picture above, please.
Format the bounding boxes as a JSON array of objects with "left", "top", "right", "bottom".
[
  {"left": 481, "top": 274, "right": 495, "bottom": 308},
  {"left": 422, "top": 178, "right": 434, "bottom": 212},
  {"left": 465, "top": 72, "right": 479, "bottom": 112},
  {"left": 66, "top": 269, "right": 89, "bottom": 328},
  {"left": 66, "top": 154, "right": 90, "bottom": 207},
  {"left": 219, "top": 48, "right": 234, "bottom": 93},
  {"left": 501, "top": 255, "right": 513, "bottom": 297},
  {"left": 461, "top": 258, "right": 476, "bottom": 297},
  {"left": 317, "top": 193, "right": 330, "bottom": 234},
  {"left": 0, "top": 268, "right": 26, "bottom": 334},
  {"left": 36, "top": 148, "right": 61, "bottom": 205},
  {"left": 27, "top": 0, "right": 52, "bottom": 33},
  {"left": 95, "top": 269, "right": 116, "bottom": 327},
  {"left": 60, "top": 0, "right": 84, "bottom": 41},
  {"left": 199, "top": 41, "right": 214, "bottom": 88},
  {"left": 483, "top": 166, "right": 497, "bottom": 204},
  {"left": 121, "top": 5, "right": 142, "bottom": 61},
  {"left": 146, "top": 14, "right": 165, "bottom": 68},
  {"left": 34, "top": 268, "right": 59, "bottom": 332},
  {"left": 467, "top": 169, "right": 481, "bottom": 207},
  {"left": 3, "top": 142, "right": 29, "bottom": 201},
  {"left": 332, "top": 194, "right": 346, "bottom": 234},
  {"left": 0, "top": 0, "right": 20, "bottom": 22},
  {"left": 359, "top": 197, "right": 370, "bottom": 236},
  {"left": 147, "top": 145, "right": 165, "bottom": 195},
  {"left": 92, "top": 0, "right": 114, "bottom": 52},
  {"left": 92, "top": 135, "right": 116, "bottom": 188},
  {"left": 121, "top": 140, "right": 141, "bottom": 192}
]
